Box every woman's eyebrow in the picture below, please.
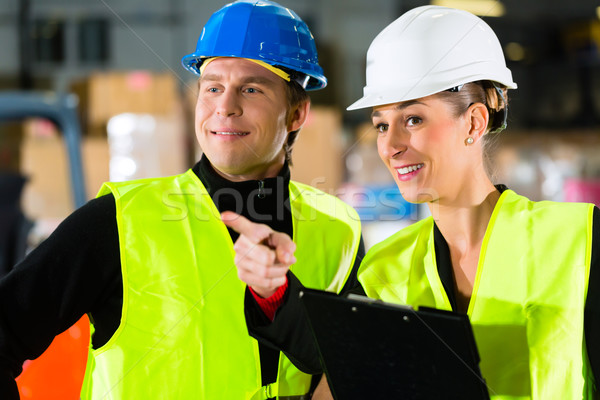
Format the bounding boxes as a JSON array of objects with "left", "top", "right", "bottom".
[{"left": 371, "top": 100, "right": 427, "bottom": 118}]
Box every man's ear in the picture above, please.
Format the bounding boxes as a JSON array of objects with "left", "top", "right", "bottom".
[
  {"left": 467, "top": 103, "right": 489, "bottom": 141},
  {"left": 288, "top": 100, "right": 310, "bottom": 132}
]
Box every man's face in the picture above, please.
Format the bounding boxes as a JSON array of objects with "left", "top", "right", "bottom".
[{"left": 195, "top": 57, "right": 299, "bottom": 181}]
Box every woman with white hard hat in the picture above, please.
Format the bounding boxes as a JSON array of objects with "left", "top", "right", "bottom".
[{"left": 347, "top": 5, "right": 599, "bottom": 399}]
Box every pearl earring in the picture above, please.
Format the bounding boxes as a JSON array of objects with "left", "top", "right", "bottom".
[{"left": 465, "top": 137, "right": 474, "bottom": 145}]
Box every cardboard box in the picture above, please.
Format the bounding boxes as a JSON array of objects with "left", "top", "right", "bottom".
[
  {"left": 19, "top": 111, "right": 192, "bottom": 241},
  {"left": 493, "top": 129, "right": 600, "bottom": 201},
  {"left": 70, "top": 71, "right": 180, "bottom": 136},
  {"left": 290, "top": 106, "right": 345, "bottom": 194},
  {"left": 106, "top": 113, "right": 188, "bottom": 182},
  {"left": 345, "top": 122, "right": 393, "bottom": 186},
  {"left": 20, "top": 129, "right": 110, "bottom": 222}
]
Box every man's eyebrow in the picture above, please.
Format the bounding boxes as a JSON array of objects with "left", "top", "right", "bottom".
[
  {"left": 371, "top": 100, "right": 427, "bottom": 118},
  {"left": 199, "top": 73, "right": 221, "bottom": 83}
]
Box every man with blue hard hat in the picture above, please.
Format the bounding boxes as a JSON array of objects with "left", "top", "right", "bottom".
[{"left": 0, "top": 1, "right": 363, "bottom": 399}]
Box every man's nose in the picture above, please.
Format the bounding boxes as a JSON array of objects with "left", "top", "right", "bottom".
[{"left": 215, "top": 90, "right": 242, "bottom": 117}]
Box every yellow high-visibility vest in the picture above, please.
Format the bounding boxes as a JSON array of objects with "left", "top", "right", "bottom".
[
  {"left": 81, "top": 169, "right": 361, "bottom": 399},
  {"left": 359, "top": 189, "right": 595, "bottom": 399}
]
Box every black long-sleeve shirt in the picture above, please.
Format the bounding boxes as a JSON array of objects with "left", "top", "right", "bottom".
[
  {"left": 0, "top": 155, "right": 365, "bottom": 398},
  {"left": 247, "top": 189, "right": 600, "bottom": 388}
]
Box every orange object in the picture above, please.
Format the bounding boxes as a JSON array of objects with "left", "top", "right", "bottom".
[{"left": 16, "top": 315, "right": 89, "bottom": 399}]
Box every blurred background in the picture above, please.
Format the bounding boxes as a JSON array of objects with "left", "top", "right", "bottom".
[{"left": 1, "top": 0, "right": 600, "bottom": 253}]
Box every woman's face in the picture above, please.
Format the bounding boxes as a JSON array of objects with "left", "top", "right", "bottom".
[{"left": 372, "top": 94, "right": 474, "bottom": 204}]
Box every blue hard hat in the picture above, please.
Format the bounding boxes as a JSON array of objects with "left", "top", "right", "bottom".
[{"left": 181, "top": 0, "right": 326, "bottom": 91}]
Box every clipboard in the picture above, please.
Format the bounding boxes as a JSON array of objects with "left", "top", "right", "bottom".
[{"left": 299, "top": 288, "right": 490, "bottom": 400}]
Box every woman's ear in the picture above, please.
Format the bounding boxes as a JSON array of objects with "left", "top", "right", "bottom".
[
  {"left": 467, "top": 103, "right": 489, "bottom": 142},
  {"left": 287, "top": 99, "right": 311, "bottom": 132}
]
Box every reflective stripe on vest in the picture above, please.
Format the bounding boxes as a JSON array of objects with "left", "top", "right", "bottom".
[
  {"left": 81, "top": 170, "right": 361, "bottom": 399},
  {"left": 358, "top": 190, "right": 595, "bottom": 399}
]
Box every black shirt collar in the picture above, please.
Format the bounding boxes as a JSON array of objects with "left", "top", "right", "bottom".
[
  {"left": 191, "top": 155, "right": 293, "bottom": 238},
  {"left": 193, "top": 154, "right": 290, "bottom": 200}
]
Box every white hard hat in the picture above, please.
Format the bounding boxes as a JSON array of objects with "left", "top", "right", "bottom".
[{"left": 347, "top": 5, "right": 517, "bottom": 111}]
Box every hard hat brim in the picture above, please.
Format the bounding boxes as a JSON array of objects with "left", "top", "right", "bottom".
[{"left": 347, "top": 75, "right": 517, "bottom": 111}]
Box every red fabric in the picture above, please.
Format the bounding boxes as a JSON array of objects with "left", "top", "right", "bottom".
[{"left": 249, "top": 278, "right": 288, "bottom": 321}]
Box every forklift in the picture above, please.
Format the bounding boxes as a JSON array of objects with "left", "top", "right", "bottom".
[{"left": 0, "top": 90, "right": 90, "bottom": 399}]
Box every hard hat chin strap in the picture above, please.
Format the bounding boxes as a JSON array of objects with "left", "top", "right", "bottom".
[
  {"left": 489, "top": 84, "right": 508, "bottom": 134},
  {"left": 446, "top": 84, "right": 465, "bottom": 92},
  {"left": 295, "top": 74, "right": 311, "bottom": 90}
]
